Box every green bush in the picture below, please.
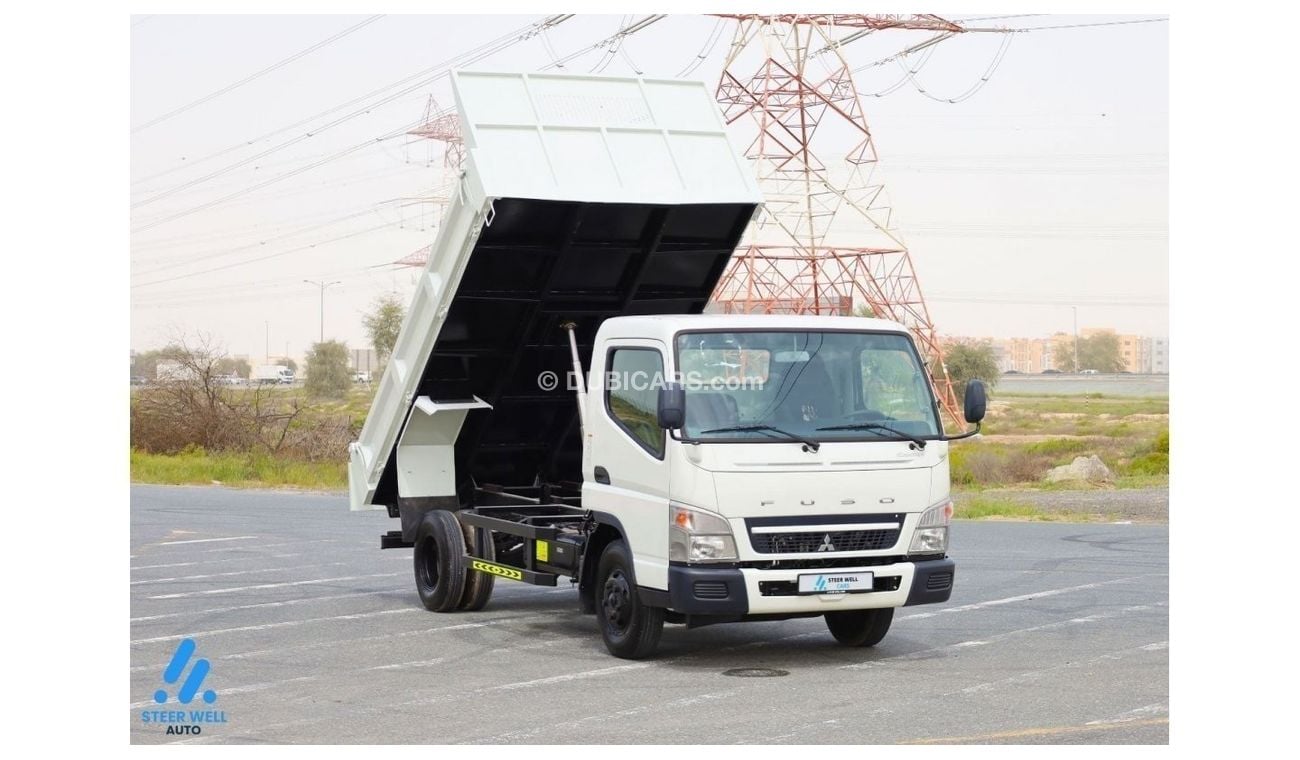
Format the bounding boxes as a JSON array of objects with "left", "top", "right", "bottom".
[
  {"left": 305, "top": 340, "right": 351, "bottom": 399},
  {"left": 1125, "top": 452, "right": 1169, "bottom": 475},
  {"left": 1024, "top": 438, "right": 1090, "bottom": 458}
]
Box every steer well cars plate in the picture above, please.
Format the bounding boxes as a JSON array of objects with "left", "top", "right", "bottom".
[{"left": 798, "top": 571, "right": 874, "bottom": 594}]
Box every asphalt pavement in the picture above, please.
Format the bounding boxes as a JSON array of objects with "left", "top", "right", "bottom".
[{"left": 130, "top": 485, "right": 1169, "bottom": 745}]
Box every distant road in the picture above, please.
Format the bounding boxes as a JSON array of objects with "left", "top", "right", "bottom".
[{"left": 998, "top": 374, "right": 1168, "bottom": 397}]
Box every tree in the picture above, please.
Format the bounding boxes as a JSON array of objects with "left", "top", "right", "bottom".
[
  {"left": 131, "top": 331, "right": 307, "bottom": 455},
  {"left": 937, "top": 341, "right": 1000, "bottom": 398},
  {"left": 1052, "top": 341, "right": 1077, "bottom": 373},
  {"left": 216, "top": 356, "right": 251, "bottom": 379},
  {"left": 305, "top": 340, "right": 350, "bottom": 398},
  {"left": 852, "top": 303, "right": 876, "bottom": 318},
  {"left": 1078, "top": 332, "right": 1123, "bottom": 373},
  {"left": 363, "top": 293, "right": 406, "bottom": 370},
  {"left": 1053, "top": 333, "right": 1123, "bottom": 373}
]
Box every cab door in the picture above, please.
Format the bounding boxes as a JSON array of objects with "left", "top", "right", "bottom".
[{"left": 583, "top": 340, "right": 671, "bottom": 590}]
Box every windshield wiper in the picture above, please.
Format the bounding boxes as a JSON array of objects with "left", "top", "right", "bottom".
[
  {"left": 815, "top": 422, "right": 928, "bottom": 449},
  {"left": 698, "top": 424, "right": 821, "bottom": 452}
]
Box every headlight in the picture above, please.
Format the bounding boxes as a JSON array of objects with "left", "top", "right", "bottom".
[
  {"left": 909, "top": 498, "right": 953, "bottom": 553},
  {"left": 669, "top": 504, "right": 738, "bottom": 563}
]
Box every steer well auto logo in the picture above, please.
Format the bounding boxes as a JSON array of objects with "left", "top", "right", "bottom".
[{"left": 139, "top": 638, "right": 229, "bottom": 736}]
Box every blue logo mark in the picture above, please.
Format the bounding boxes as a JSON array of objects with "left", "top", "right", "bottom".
[
  {"left": 153, "top": 638, "right": 217, "bottom": 705},
  {"left": 814, "top": 576, "right": 828, "bottom": 592}
]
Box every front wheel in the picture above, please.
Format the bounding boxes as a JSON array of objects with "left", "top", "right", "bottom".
[
  {"left": 596, "top": 540, "right": 665, "bottom": 659},
  {"left": 825, "top": 608, "right": 894, "bottom": 647}
]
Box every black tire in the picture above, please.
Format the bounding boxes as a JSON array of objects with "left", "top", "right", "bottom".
[
  {"left": 596, "top": 540, "right": 665, "bottom": 659},
  {"left": 824, "top": 608, "right": 894, "bottom": 647},
  {"left": 413, "top": 511, "right": 467, "bottom": 612},
  {"left": 458, "top": 521, "right": 495, "bottom": 611}
]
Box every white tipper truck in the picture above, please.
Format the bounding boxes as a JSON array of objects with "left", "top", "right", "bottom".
[
  {"left": 252, "top": 365, "right": 295, "bottom": 385},
  {"left": 349, "top": 71, "right": 986, "bottom": 659}
]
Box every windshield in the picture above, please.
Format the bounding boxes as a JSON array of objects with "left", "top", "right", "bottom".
[{"left": 675, "top": 330, "right": 940, "bottom": 442}]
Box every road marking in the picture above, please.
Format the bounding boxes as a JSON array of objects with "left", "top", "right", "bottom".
[
  {"left": 131, "top": 615, "right": 556, "bottom": 671},
  {"left": 946, "top": 640, "right": 1168, "bottom": 696},
  {"left": 367, "top": 658, "right": 447, "bottom": 671},
  {"left": 131, "top": 608, "right": 419, "bottom": 644},
  {"left": 487, "top": 663, "right": 651, "bottom": 692},
  {"left": 132, "top": 554, "right": 302, "bottom": 571},
  {"left": 1086, "top": 702, "right": 1169, "bottom": 725},
  {"left": 843, "top": 602, "right": 1165, "bottom": 670},
  {"left": 196, "top": 538, "right": 340, "bottom": 554},
  {"left": 167, "top": 586, "right": 1164, "bottom": 738},
  {"left": 145, "top": 572, "right": 403, "bottom": 600},
  {"left": 132, "top": 615, "right": 563, "bottom": 707},
  {"left": 900, "top": 717, "right": 1169, "bottom": 744},
  {"left": 130, "top": 561, "right": 348, "bottom": 586},
  {"left": 391, "top": 660, "right": 655, "bottom": 710},
  {"left": 898, "top": 575, "right": 1150, "bottom": 621},
  {"left": 130, "top": 591, "right": 383, "bottom": 623},
  {"left": 473, "top": 689, "right": 741, "bottom": 743},
  {"left": 156, "top": 536, "right": 259, "bottom": 546},
  {"left": 130, "top": 676, "right": 319, "bottom": 709}
]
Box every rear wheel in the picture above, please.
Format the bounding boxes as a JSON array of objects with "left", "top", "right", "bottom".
[
  {"left": 825, "top": 608, "right": 894, "bottom": 647},
  {"left": 458, "top": 521, "right": 495, "bottom": 611},
  {"left": 413, "top": 511, "right": 467, "bottom": 612},
  {"left": 596, "top": 540, "right": 665, "bottom": 659}
]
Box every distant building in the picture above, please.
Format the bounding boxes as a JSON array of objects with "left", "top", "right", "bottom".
[
  {"left": 941, "top": 329, "right": 1169, "bottom": 374},
  {"left": 1001, "top": 337, "right": 1056, "bottom": 374},
  {"left": 1143, "top": 337, "right": 1169, "bottom": 374}
]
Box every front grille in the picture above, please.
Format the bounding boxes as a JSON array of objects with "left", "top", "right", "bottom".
[
  {"left": 926, "top": 571, "right": 953, "bottom": 591},
  {"left": 749, "top": 527, "right": 900, "bottom": 554},
  {"left": 693, "top": 581, "right": 730, "bottom": 599},
  {"left": 740, "top": 555, "right": 907, "bottom": 570}
]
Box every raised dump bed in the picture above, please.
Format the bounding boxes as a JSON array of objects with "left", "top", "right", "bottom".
[{"left": 349, "top": 70, "right": 761, "bottom": 513}]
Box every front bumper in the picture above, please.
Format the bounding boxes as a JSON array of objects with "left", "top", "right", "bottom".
[{"left": 662, "top": 558, "right": 954, "bottom": 617}]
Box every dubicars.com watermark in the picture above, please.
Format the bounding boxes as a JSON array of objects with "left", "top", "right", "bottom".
[{"left": 537, "top": 370, "right": 765, "bottom": 393}]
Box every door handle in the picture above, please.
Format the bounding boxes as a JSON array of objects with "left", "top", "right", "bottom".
[{"left": 594, "top": 466, "right": 610, "bottom": 485}]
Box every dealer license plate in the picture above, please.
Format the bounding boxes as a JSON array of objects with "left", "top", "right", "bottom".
[{"left": 797, "top": 571, "right": 874, "bottom": 595}]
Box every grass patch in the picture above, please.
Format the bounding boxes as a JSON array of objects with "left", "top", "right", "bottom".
[
  {"left": 131, "top": 448, "right": 346, "bottom": 490},
  {"left": 991, "top": 393, "right": 1168, "bottom": 416},
  {"left": 953, "top": 496, "right": 1103, "bottom": 522},
  {"left": 1023, "top": 438, "right": 1092, "bottom": 457},
  {"left": 947, "top": 391, "right": 1169, "bottom": 489},
  {"left": 954, "top": 496, "right": 1046, "bottom": 520}
]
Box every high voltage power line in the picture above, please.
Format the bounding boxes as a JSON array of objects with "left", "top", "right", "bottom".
[
  {"left": 130, "top": 15, "right": 572, "bottom": 190},
  {"left": 131, "top": 15, "right": 386, "bottom": 134},
  {"left": 131, "top": 14, "right": 1167, "bottom": 314}
]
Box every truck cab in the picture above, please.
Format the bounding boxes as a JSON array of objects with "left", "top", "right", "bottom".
[{"left": 572, "top": 314, "right": 965, "bottom": 655}]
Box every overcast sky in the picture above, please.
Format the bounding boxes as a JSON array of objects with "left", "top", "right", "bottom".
[{"left": 130, "top": 14, "right": 1168, "bottom": 362}]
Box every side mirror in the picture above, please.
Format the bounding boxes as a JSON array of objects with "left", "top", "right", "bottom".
[
  {"left": 964, "top": 379, "right": 987, "bottom": 424},
  {"left": 657, "top": 383, "right": 685, "bottom": 430}
]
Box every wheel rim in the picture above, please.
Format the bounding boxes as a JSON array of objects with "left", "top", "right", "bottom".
[
  {"left": 602, "top": 568, "right": 633, "bottom": 634},
  {"left": 416, "top": 536, "right": 439, "bottom": 591}
]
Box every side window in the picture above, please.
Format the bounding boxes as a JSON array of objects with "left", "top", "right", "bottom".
[{"left": 606, "top": 348, "right": 664, "bottom": 457}]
